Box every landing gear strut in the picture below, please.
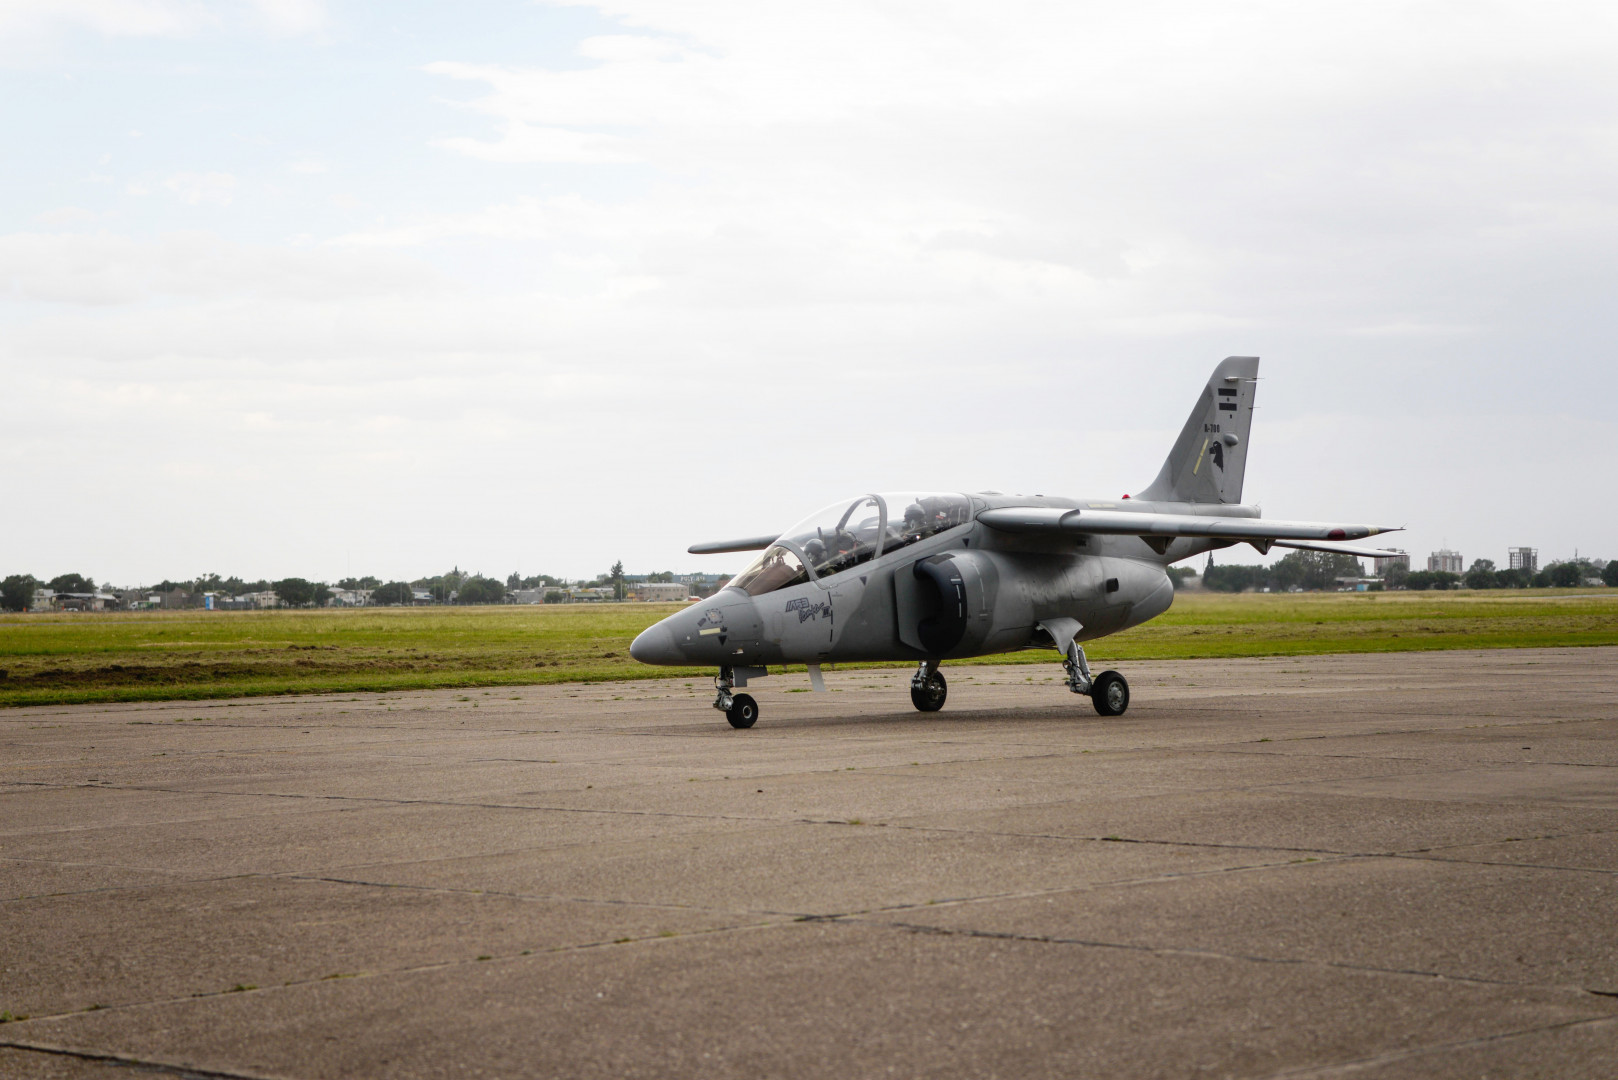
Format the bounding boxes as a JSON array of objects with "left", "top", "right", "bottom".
[
  {"left": 713, "top": 667, "right": 758, "bottom": 729},
  {"left": 1064, "top": 642, "right": 1129, "bottom": 717},
  {"left": 910, "top": 660, "right": 947, "bottom": 712},
  {"left": 1063, "top": 641, "right": 1093, "bottom": 695}
]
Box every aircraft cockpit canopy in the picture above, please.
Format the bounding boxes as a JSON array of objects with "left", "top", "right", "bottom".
[{"left": 730, "top": 492, "right": 972, "bottom": 596}]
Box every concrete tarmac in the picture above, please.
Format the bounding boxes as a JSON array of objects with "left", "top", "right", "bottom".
[{"left": 2, "top": 647, "right": 1616, "bottom": 1079}]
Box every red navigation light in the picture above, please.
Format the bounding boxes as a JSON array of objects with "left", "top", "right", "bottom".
[{"left": 1121, "top": 494, "right": 1130, "bottom": 499}]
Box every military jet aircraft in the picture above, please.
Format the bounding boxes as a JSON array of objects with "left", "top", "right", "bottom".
[{"left": 630, "top": 357, "right": 1400, "bottom": 728}]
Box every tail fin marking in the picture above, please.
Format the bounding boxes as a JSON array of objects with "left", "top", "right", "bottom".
[{"left": 1137, "top": 356, "right": 1259, "bottom": 505}]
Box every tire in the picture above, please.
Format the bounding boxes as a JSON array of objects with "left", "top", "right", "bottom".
[
  {"left": 1091, "top": 670, "right": 1129, "bottom": 716},
  {"left": 910, "top": 669, "right": 947, "bottom": 712},
  {"left": 727, "top": 692, "right": 758, "bottom": 729}
]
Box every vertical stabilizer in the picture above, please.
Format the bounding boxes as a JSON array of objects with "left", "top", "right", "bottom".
[{"left": 1137, "top": 356, "right": 1259, "bottom": 504}]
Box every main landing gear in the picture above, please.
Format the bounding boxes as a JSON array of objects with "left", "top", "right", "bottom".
[
  {"left": 712, "top": 667, "right": 758, "bottom": 729},
  {"left": 1065, "top": 642, "right": 1129, "bottom": 717},
  {"left": 910, "top": 660, "right": 947, "bottom": 712}
]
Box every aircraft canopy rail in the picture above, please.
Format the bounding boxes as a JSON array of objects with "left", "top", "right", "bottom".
[{"left": 728, "top": 492, "right": 972, "bottom": 596}]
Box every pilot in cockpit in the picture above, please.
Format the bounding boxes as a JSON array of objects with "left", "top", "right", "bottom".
[
  {"left": 902, "top": 502, "right": 927, "bottom": 541},
  {"left": 821, "top": 530, "right": 858, "bottom": 574}
]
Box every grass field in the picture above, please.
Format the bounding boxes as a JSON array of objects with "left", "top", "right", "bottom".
[{"left": 2, "top": 589, "right": 1616, "bottom": 708}]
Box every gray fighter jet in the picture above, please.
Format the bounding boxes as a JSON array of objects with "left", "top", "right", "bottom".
[{"left": 631, "top": 357, "right": 1400, "bottom": 727}]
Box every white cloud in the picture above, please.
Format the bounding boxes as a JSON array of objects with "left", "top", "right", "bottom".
[
  {"left": 34, "top": 206, "right": 97, "bottom": 226},
  {"left": 406, "top": 1, "right": 1618, "bottom": 346},
  {"left": 162, "top": 171, "right": 238, "bottom": 206},
  {"left": 287, "top": 158, "right": 328, "bottom": 174},
  {"left": 0, "top": 231, "right": 442, "bottom": 306},
  {"left": 245, "top": 0, "right": 323, "bottom": 36},
  {"left": 431, "top": 120, "right": 638, "bottom": 164}
]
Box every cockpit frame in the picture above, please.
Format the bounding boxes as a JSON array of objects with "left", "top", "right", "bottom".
[{"left": 729, "top": 492, "right": 973, "bottom": 597}]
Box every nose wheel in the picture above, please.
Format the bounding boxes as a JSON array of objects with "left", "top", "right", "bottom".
[
  {"left": 910, "top": 661, "right": 947, "bottom": 712},
  {"left": 726, "top": 693, "right": 758, "bottom": 728},
  {"left": 1064, "top": 643, "right": 1129, "bottom": 716},
  {"left": 713, "top": 667, "right": 759, "bottom": 729},
  {"left": 1090, "top": 670, "right": 1129, "bottom": 716}
]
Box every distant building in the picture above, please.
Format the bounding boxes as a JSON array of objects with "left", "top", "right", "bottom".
[
  {"left": 1428, "top": 549, "right": 1463, "bottom": 574},
  {"left": 236, "top": 591, "right": 281, "bottom": 609},
  {"left": 566, "top": 587, "right": 615, "bottom": 603},
  {"left": 1508, "top": 547, "right": 1538, "bottom": 574},
  {"left": 509, "top": 588, "right": 548, "bottom": 605},
  {"left": 675, "top": 572, "right": 731, "bottom": 598},
  {"left": 630, "top": 582, "right": 690, "bottom": 602},
  {"left": 52, "top": 592, "right": 120, "bottom": 612},
  {"left": 328, "top": 588, "right": 373, "bottom": 607},
  {"left": 410, "top": 589, "right": 435, "bottom": 605},
  {"left": 1373, "top": 549, "right": 1410, "bottom": 577}
]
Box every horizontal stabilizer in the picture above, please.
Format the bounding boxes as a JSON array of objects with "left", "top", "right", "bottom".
[
  {"left": 979, "top": 506, "right": 1400, "bottom": 544},
  {"left": 688, "top": 534, "right": 780, "bottom": 555}
]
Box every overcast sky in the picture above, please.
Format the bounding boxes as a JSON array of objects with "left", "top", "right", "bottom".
[{"left": 4, "top": 0, "right": 1616, "bottom": 586}]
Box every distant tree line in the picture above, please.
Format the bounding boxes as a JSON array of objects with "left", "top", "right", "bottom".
[
  {"left": 1199, "top": 552, "right": 1616, "bottom": 594},
  {"left": 1201, "top": 550, "right": 1368, "bottom": 593},
  {"left": 0, "top": 566, "right": 585, "bottom": 611},
  {"left": 1400, "top": 557, "right": 1615, "bottom": 591}
]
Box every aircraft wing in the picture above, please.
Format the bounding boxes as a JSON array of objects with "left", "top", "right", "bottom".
[
  {"left": 688, "top": 534, "right": 780, "bottom": 555},
  {"left": 979, "top": 507, "right": 1402, "bottom": 556}
]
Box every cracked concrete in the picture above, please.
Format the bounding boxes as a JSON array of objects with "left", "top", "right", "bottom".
[{"left": 2, "top": 647, "right": 1616, "bottom": 1078}]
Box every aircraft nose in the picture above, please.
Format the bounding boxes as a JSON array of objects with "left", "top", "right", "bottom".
[{"left": 630, "top": 621, "right": 682, "bottom": 666}]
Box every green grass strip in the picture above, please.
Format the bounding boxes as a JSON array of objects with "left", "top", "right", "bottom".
[{"left": 1, "top": 590, "right": 1615, "bottom": 707}]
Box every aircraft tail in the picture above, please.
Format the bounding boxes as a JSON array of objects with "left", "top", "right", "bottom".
[{"left": 1136, "top": 356, "right": 1259, "bottom": 504}]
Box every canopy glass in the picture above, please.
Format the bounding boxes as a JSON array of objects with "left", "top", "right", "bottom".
[{"left": 729, "top": 492, "right": 972, "bottom": 596}]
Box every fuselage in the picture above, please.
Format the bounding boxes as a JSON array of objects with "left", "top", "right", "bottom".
[{"left": 629, "top": 492, "right": 1254, "bottom": 669}]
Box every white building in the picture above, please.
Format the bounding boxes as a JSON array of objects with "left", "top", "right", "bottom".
[
  {"left": 1427, "top": 549, "right": 1463, "bottom": 574},
  {"left": 1508, "top": 547, "right": 1538, "bottom": 574}
]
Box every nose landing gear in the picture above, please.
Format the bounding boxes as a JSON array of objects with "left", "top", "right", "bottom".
[
  {"left": 910, "top": 660, "right": 947, "bottom": 712},
  {"left": 1064, "top": 642, "right": 1129, "bottom": 717},
  {"left": 712, "top": 666, "right": 759, "bottom": 729}
]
